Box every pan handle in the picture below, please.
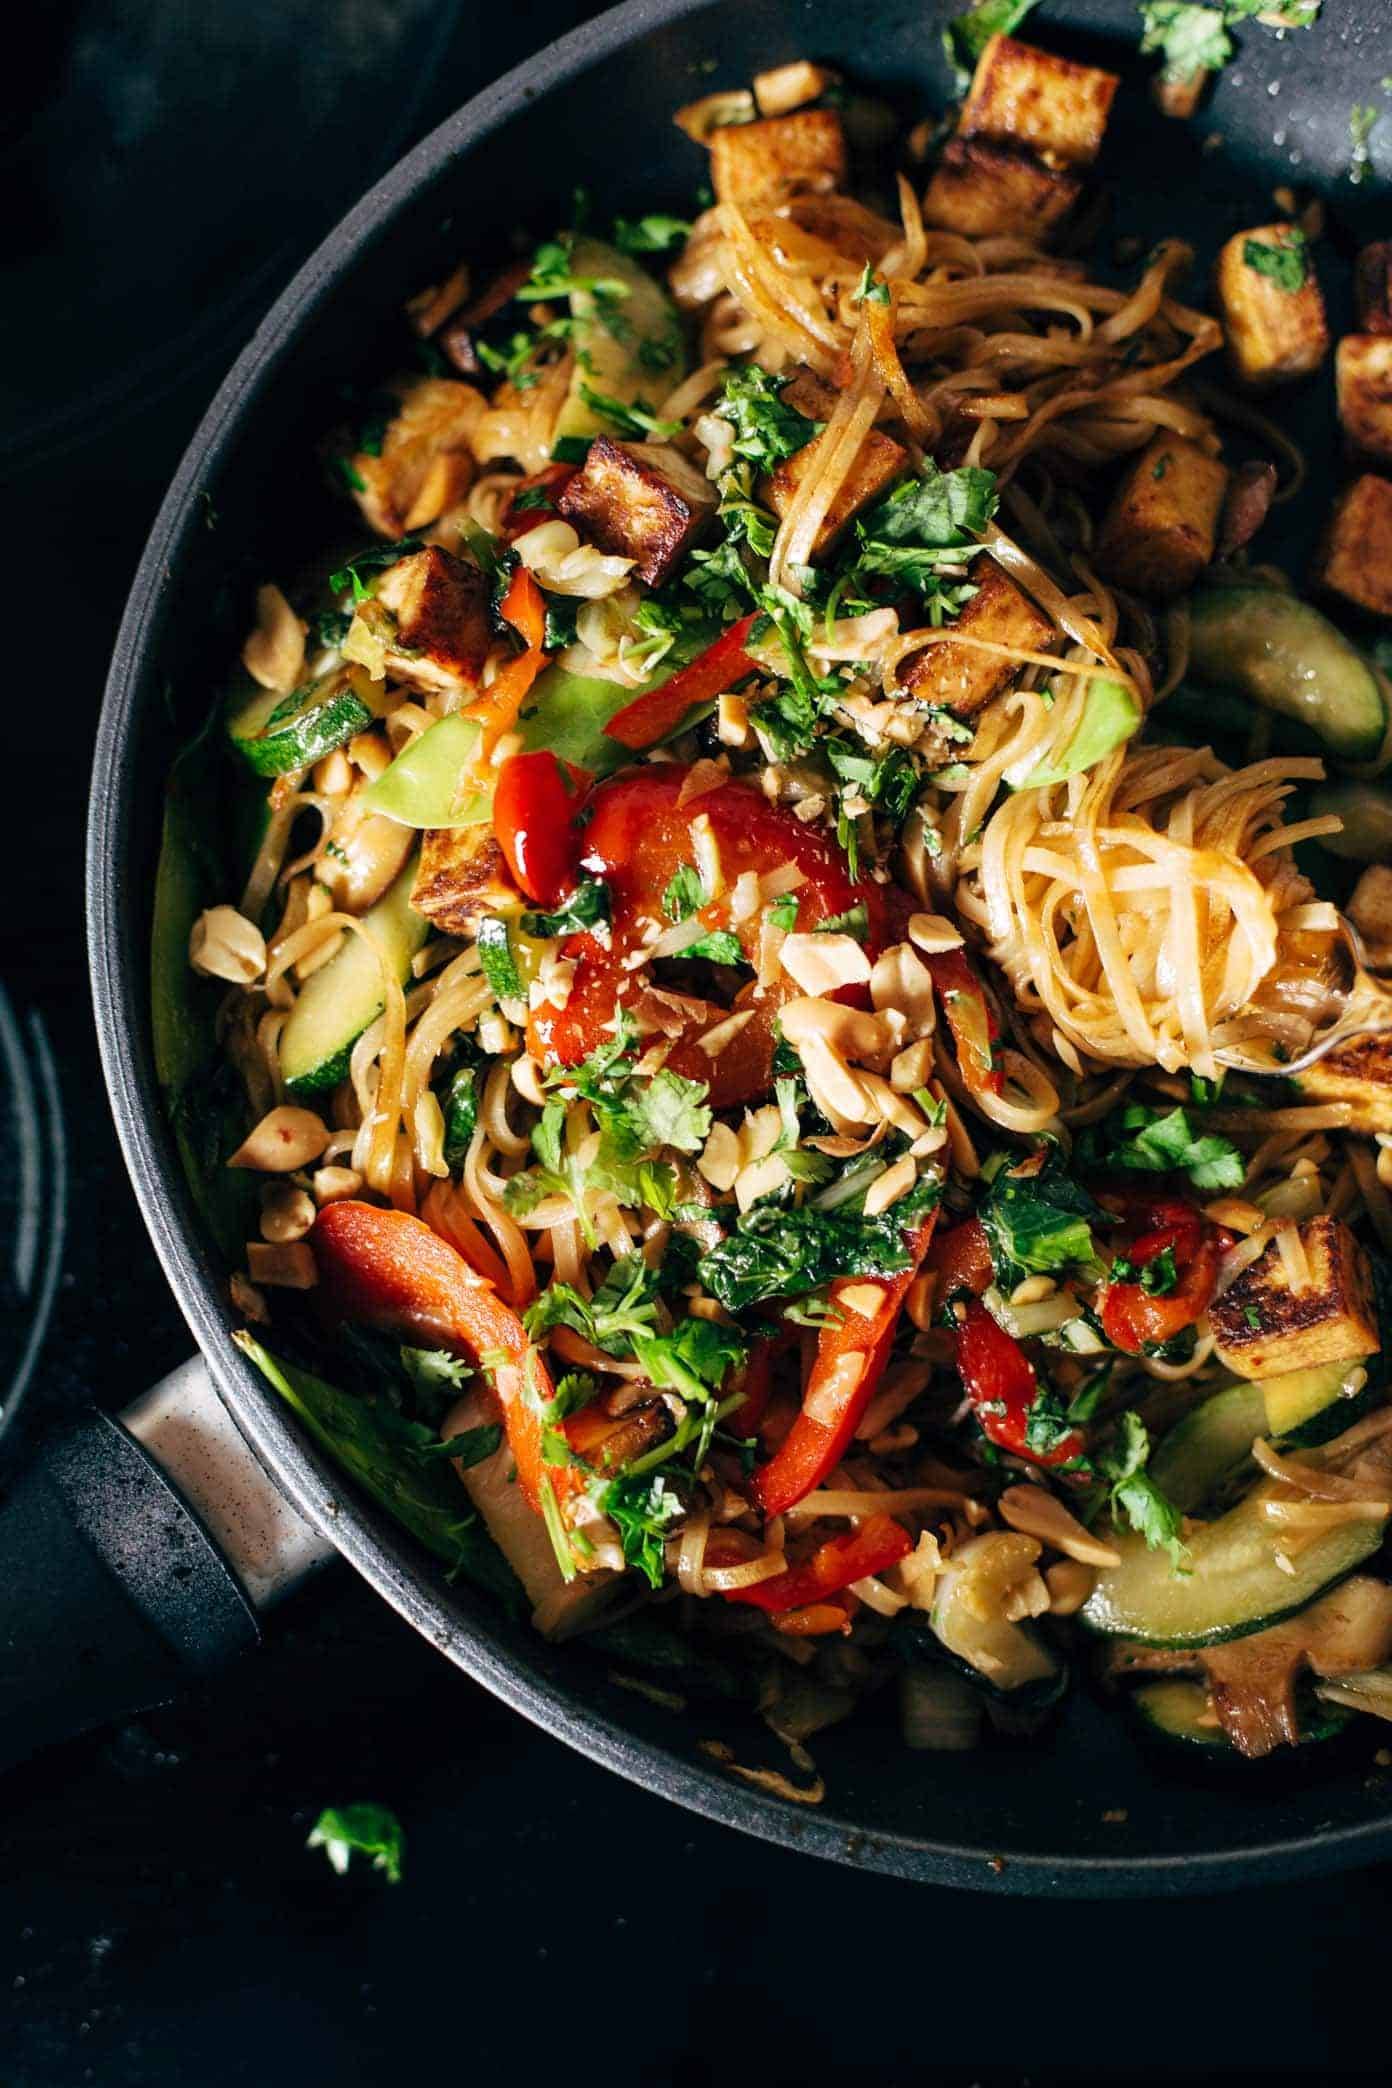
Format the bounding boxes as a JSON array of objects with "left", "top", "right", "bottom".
[{"left": 0, "top": 1359, "right": 335, "bottom": 1772}]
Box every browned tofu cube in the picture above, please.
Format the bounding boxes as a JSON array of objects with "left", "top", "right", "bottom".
[
  {"left": 1356, "top": 243, "right": 1392, "bottom": 336},
  {"left": 1311, "top": 474, "right": 1392, "bottom": 619},
  {"left": 1293, "top": 1028, "right": 1392, "bottom": 1133},
  {"left": 923, "top": 137, "right": 1080, "bottom": 241},
  {"left": 1337, "top": 335, "right": 1392, "bottom": 464},
  {"left": 413, "top": 825, "right": 515, "bottom": 934},
  {"left": 764, "top": 428, "right": 907, "bottom": 558},
  {"left": 902, "top": 559, "right": 1054, "bottom": 726},
  {"left": 1215, "top": 226, "right": 1329, "bottom": 389},
  {"left": 347, "top": 378, "right": 486, "bottom": 537},
  {"left": 1210, "top": 1217, "right": 1381, "bottom": 1380},
  {"left": 374, "top": 546, "right": 492, "bottom": 697},
  {"left": 959, "top": 34, "right": 1118, "bottom": 167},
  {"left": 557, "top": 436, "right": 716, "bottom": 587},
  {"left": 1094, "top": 434, "right": 1228, "bottom": 602},
  {"left": 709, "top": 109, "right": 846, "bottom": 208}
]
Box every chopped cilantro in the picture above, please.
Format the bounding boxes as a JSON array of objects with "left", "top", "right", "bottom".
[
  {"left": 1139, "top": 2, "right": 1233, "bottom": 80},
  {"left": 1095, "top": 1411, "right": 1187, "bottom": 1566},
  {"left": 662, "top": 863, "right": 707, "bottom": 921},
  {"left": 978, "top": 1147, "right": 1104, "bottom": 1292},
  {"left": 577, "top": 383, "right": 683, "bottom": 440},
  {"left": 613, "top": 213, "right": 693, "bottom": 254},
  {"left": 328, "top": 538, "right": 424, "bottom": 604},
  {"left": 713, "top": 364, "right": 821, "bottom": 472},
  {"left": 307, "top": 1804, "right": 404, "bottom": 1884},
  {"left": 1243, "top": 230, "right": 1308, "bottom": 291},
  {"left": 815, "top": 901, "right": 870, "bottom": 941},
  {"left": 1081, "top": 1104, "right": 1245, "bottom": 1191},
  {"left": 851, "top": 263, "right": 891, "bottom": 306},
  {"left": 602, "top": 1471, "right": 685, "bottom": 1588},
  {"left": 525, "top": 1253, "right": 663, "bottom": 1358},
  {"left": 520, "top": 876, "right": 611, "bottom": 939},
  {"left": 947, "top": 0, "right": 1042, "bottom": 69}
]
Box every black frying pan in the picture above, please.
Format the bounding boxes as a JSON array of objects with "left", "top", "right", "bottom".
[{"left": 59, "top": 0, "right": 1392, "bottom": 1891}]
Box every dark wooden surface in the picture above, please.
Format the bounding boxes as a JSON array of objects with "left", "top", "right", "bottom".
[{"left": 3, "top": 5, "right": 1388, "bottom": 2080}]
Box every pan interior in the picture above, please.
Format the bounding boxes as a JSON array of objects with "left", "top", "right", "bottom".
[{"left": 92, "top": 0, "right": 1392, "bottom": 1889}]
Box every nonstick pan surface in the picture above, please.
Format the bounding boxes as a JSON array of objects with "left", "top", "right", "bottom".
[{"left": 90, "top": 0, "right": 1392, "bottom": 1891}]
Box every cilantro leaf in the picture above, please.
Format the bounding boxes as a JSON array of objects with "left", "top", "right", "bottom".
[
  {"left": 713, "top": 364, "right": 821, "bottom": 472},
  {"left": 525, "top": 1253, "right": 664, "bottom": 1358},
  {"left": 1243, "top": 230, "right": 1308, "bottom": 291},
  {"left": 1139, "top": 2, "right": 1233, "bottom": 80},
  {"left": 631, "top": 1318, "right": 749, "bottom": 1405},
  {"left": 948, "top": 0, "right": 1042, "bottom": 69},
  {"left": 577, "top": 383, "right": 683, "bottom": 440},
  {"left": 851, "top": 263, "right": 891, "bottom": 306},
  {"left": 438, "top": 1062, "right": 479, "bottom": 1173},
  {"left": 520, "top": 876, "right": 611, "bottom": 939},
  {"left": 1085, "top": 1104, "right": 1245, "bottom": 1191},
  {"left": 614, "top": 1069, "right": 713, "bottom": 1155},
  {"left": 602, "top": 1471, "right": 685, "bottom": 1588},
  {"left": 307, "top": 1803, "right": 404, "bottom": 1884},
  {"left": 1096, "top": 1411, "right": 1187, "bottom": 1565},
  {"left": 613, "top": 213, "right": 693, "bottom": 254},
  {"left": 328, "top": 539, "right": 424, "bottom": 604},
  {"left": 850, "top": 461, "right": 998, "bottom": 610},
  {"left": 662, "top": 863, "right": 707, "bottom": 920}
]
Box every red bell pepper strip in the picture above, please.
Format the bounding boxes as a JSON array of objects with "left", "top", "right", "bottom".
[
  {"left": 752, "top": 1214, "right": 937, "bottom": 1518},
  {"left": 527, "top": 766, "right": 889, "bottom": 1110},
  {"left": 925, "top": 947, "right": 1004, "bottom": 1097},
  {"left": 930, "top": 1215, "right": 993, "bottom": 1303},
  {"left": 603, "top": 614, "right": 758, "bottom": 750},
  {"left": 955, "top": 1299, "right": 1085, "bottom": 1467},
  {"left": 492, "top": 749, "right": 589, "bottom": 907},
  {"left": 466, "top": 565, "right": 549, "bottom": 745},
  {"left": 500, "top": 463, "right": 577, "bottom": 540},
  {"left": 715, "top": 1514, "right": 912, "bottom": 1614},
  {"left": 1098, "top": 1217, "right": 1221, "bottom": 1355},
  {"left": 310, "top": 1201, "right": 573, "bottom": 1517}
]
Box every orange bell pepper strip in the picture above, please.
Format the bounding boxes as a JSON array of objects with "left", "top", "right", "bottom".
[
  {"left": 526, "top": 767, "right": 889, "bottom": 1111},
  {"left": 602, "top": 614, "right": 759, "bottom": 750},
  {"left": 466, "top": 565, "right": 549, "bottom": 748},
  {"left": 310, "top": 1200, "right": 574, "bottom": 1517},
  {"left": 925, "top": 947, "right": 1004, "bottom": 1098},
  {"left": 751, "top": 1213, "right": 938, "bottom": 1519},
  {"left": 715, "top": 1514, "right": 912, "bottom": 1614}
]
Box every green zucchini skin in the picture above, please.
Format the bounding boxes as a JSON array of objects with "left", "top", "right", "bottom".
[
  {"left": 1080, "top": 1497, "right": 1383, "bottom": 1649},
  {"left": 280, "top": 858, "right": 427, "bottom": 1098},
  {"left": 551, "top": 240, "right": 687, "bottom": 449},
  {"left": 229, "top": 669, "right": 376, "bottom": 778},
  {"left": 1151, "top": 1382, "right": 1268, "bottom": 1515},
  {"left": 1309, "top": 780, "right": 1392, "bottom": 863},
  {"left": 1129, "top": 1677, "right": 1352, "bottom": 1751},
  {"left": 1187, "top": 587, "right": 1388, "bottom": 762}
]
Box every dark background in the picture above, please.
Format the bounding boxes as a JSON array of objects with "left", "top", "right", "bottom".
[{"left": 3, "top": 3, "right": 1390, "bottom": 2081}]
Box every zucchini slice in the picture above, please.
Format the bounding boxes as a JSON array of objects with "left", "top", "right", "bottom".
[
  {"left": 1263, "top": 1359, "right": 1379, "bottom": 1448},
  {"left": 1081, "top": 1490, "right": 1384, "bottom": 1647},
  {"left": 1308, "top": 781, "right": 1392, "bottom": 864},
  {"left": 280, "top": 857, "right": 428, "bottom": 1098},
  {"left": 552, "top": 240, "right": 687, "bottom": 452},
  {"left": 930, "top": 1533, "right": 1062, "bottom": 1691},
  {"left": 1130, "top": 1677, "right": 1351, "bottom": 1750},
  {"left": 229, "top": 665, "right": 381, "bottom": 778},
  {"left": 1151, "top": 1382, "right": 1268, "bottom": 1514},
  {"left": 1187, "top": 588, "right": 1388, "bottom": 762}
]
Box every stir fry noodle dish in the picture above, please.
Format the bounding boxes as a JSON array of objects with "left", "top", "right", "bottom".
[{"left": 159, "top": 24, "right": 1392, "bottom": 1782}]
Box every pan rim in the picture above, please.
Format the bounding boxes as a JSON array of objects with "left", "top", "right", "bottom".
[{"left": 86, "top": 0, "right": 1392, "bottom": 1892}]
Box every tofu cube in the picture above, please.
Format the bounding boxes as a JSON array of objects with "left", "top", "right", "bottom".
[
  {"left": 764, "top": 427, "right": 908, "bottom": 558},
  {"left": 558, "top": 436, "right": 715, "bottom": 587},
  {"left": 923, "top": 137, "right": 1080, "bottom": 241},
  {"left": 374, "top": 546, "right": 492, "bottom": 697},
  {"left": 1293, "top": 1029, "right": 1392, "bottom": 1134},
  {"left": 709, "top": 109, "right": 846, "bottom": 208},
  {"left": 1356, "top": 242, "right": 1392, "bottom": 336},
  {"left": 413, "top": 825, "right": 515, "bottom": 933},
  {"left": 1337, "top": 335, "right": 1392, "bottom": 464},
  {"left": 1311, "top": 473, "right": 1392, "bottom": 619},
  {"left": 959, "top": 34, "right": 1118, "bottom": 168},
  {"left": 1094, "top": 434, "right": 1228, "bottom": 601},
  {"left": 903, "top": 559, "right": 1054, "bottom": 728},
  {"left": 1215, "top": 226, "right": 1329, "bottom": 389},
  {"left": 1209, "top": 1217, "right": 1381, "bottom": 1380},
  {"left": 347, "top": 378, "right": 486, "bottom": 537}
]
